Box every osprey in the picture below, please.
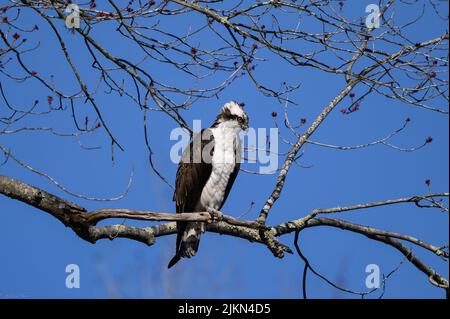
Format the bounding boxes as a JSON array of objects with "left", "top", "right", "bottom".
[{"left": 168, "top": 101, "right": 249, "bottom": 268}]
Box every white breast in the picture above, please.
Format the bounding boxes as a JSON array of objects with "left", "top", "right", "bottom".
[{"left": 197, "top": 122, "right": 241, "bottom": 211}]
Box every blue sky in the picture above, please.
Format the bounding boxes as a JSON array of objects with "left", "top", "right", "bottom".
[{"left": 0, "top": 1, "right": 448, "bottom": 298}]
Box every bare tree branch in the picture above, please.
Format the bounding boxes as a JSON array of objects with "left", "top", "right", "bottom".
[{"left": 1, "top": 174, "right": 447, "bottom": 293}]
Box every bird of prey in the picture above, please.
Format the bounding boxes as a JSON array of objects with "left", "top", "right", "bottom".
[{"left": 168, "top": 101, "right": 249, "bottom": 268}]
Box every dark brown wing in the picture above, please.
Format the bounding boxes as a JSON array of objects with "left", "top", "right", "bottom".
[{"left": 173, "top": 129, "right": 214, "bottom": 251}]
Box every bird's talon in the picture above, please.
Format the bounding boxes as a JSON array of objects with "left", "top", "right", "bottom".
[{"left": 207, "top": 207, "right": 222, "bottom": 221}]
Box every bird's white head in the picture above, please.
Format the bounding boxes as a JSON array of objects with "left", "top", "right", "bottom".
[{"left": 214, "top": 101, "right": 249, "bottom": 131}]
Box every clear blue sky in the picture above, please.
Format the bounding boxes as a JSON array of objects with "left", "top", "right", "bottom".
[{"left": 0, "top": 1, "right": 448, "bottom": 298}]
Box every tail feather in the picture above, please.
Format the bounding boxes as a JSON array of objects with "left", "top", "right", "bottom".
[
  {"left": 167, "top": 222, "right": 204, "bottom": 268},
  {"left": 167, "top": 254, "right": 181, "bottom": 269}
]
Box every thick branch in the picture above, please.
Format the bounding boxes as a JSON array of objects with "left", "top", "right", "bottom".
[{"left": 0, "top": 175, "right": 287, "bottom": 254}]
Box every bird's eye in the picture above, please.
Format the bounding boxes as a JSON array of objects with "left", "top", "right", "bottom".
[{"left": 238, "top": 117, "right": 243, "bottom": 123}]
